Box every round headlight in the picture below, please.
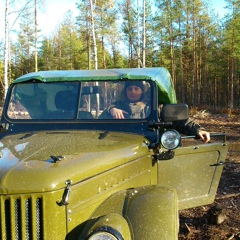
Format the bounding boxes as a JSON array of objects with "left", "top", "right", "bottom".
[
  {"left": 87, "top": 226, "right": 123, "bottom": 240},
  {"left": 161, "top": 130, "right": 181, "bottom": 150},
  {"left": 88, "top": 231, "right": 118, "bottom": 240}
]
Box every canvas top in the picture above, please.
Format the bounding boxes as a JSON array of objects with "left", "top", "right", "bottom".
[{"left": 14, "top": 68, "right": 177, "bottom": 103}]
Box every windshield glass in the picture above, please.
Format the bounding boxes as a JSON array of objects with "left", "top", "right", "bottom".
[{"left": 7, "top": 81, "right": 152, "bottom": 120}]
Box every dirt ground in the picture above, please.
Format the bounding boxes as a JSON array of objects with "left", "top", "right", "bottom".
[{"left": 178, "top": 113, "right": 240, "bottom": 240}]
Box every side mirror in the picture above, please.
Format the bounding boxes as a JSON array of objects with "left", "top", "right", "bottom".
[{"left": 161, "top": 104, "right": 189, "bottom": 122}]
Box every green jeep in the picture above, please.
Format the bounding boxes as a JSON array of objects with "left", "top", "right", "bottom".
[{"left": 0, "top": 68, "right": 228, "bottom": 240}]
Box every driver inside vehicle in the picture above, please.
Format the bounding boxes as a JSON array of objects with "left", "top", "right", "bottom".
[
  {"left": 108, "top": 81, "right": 150, "bottom": 119},
  {"left": 107, "top": 81, "right": 210, "bottom": 143}
]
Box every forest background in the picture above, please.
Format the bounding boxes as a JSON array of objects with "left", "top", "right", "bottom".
[{"left": 0, "top": 0, "right": 239, "bottom": 111}]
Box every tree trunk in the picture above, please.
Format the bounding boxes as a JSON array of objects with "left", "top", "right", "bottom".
[
  {"left": 34, "top": 0, "right": 38, "bottom": 72},
  {"left": 102, "top": 36, "right": 106, "bottom": 69},
  {"left": 86, "top": 22, "right": 91, "bottom": 70},
  {"left": 167, "top": 0, "right": 175, "bottom": 86},
  {"left": 230, "top": 27, "right": 234, "bottom": 111},
  {"left": 4, "top": 0, "right": 9, "bottom": 100},
  {"left": 137, "top": 0, "right": 141, "bottom": 68},
  {"left": 89, "top": 0, "right": 99, "bottom": 116},
  {"left": 89, "top": 0, "right": 98, "bottom": 70},
  {"left": 142, "top": 0, "right": 146, "bottom": 68}
]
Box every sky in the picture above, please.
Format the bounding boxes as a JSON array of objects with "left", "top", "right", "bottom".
[
  {"left": 38, "top": 0, "right": 79, "bottom": 36},
  {"left": 0, "top": 0, "right": 229, "bottom": 41},
  {"left": 210, "top": 0, "right": 228, "bottom": 16},
  {"left": 38, "top": 0, "right": 228, "bottom": 36}
]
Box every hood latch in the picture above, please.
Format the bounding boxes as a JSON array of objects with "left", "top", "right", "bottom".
[{"left": 57, "top": 180, "right": 72, "bottom": 206}]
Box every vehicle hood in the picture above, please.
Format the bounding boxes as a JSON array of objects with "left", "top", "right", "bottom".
[{"left": 0, "top": 131, "right": 149, "bottom": 194}]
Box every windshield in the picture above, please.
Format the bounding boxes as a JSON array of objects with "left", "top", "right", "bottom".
[{"left": 7, "top": 81, "right": 152, "bottom": 121}]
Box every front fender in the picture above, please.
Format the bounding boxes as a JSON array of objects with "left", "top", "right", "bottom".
[
  {"left": 79, "top": 186, "right": 179, "bottom": 240},
  {"left": 127, "top": 186, "right": 179, "bottom": 240}
]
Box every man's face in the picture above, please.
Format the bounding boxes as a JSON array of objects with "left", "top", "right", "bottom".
[{"left": 126, "top": 85, "right": 143, "bottom": 102}]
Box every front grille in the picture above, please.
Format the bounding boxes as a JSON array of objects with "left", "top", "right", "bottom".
[{"left": 0, "top": 195, "right": 43, "bottom": 240}]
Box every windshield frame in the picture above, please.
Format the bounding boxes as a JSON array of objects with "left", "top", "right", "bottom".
[{"left": 3, "top": 80, "right": 155, "bottom": 123}]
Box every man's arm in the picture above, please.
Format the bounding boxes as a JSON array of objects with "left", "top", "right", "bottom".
[{"left": 172, "top": 118, "right": 210, "bottom": 143}]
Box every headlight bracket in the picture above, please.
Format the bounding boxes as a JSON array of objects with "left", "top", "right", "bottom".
[{"left": 152, "top": 150, "right": 175, "bottom": 164}]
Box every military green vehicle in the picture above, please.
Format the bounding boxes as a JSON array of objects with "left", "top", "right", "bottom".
[{"left": 0, "top": 68, "right": 228, "bottom": 240}]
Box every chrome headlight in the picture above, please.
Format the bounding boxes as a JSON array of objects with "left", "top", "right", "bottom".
[
  {"left": 161, "top": 130, "right": 181, "bottom": 150},
  {"left": 87, "top": 226, "right": 123, "bottom": 240},
  {"left": 88, "top": 232, "right": 118, "bottom": 240}
]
